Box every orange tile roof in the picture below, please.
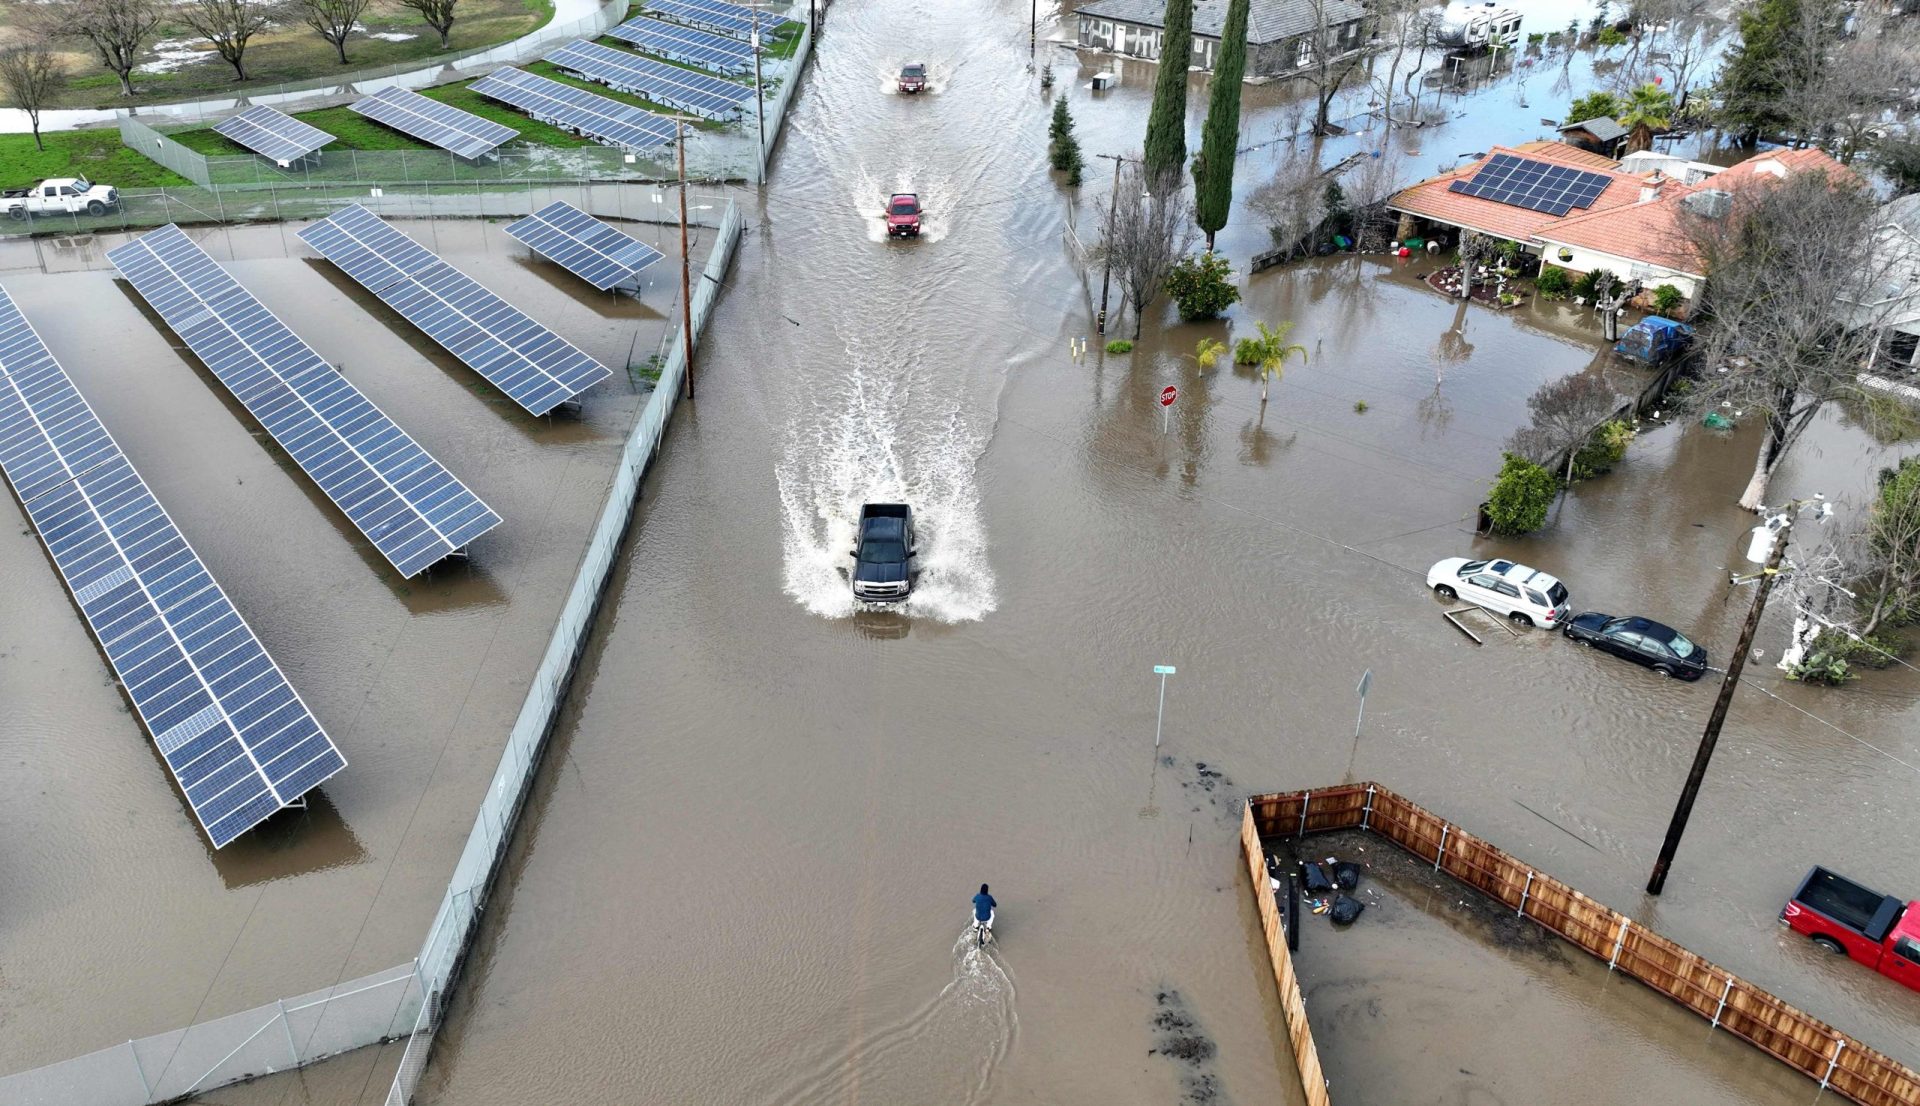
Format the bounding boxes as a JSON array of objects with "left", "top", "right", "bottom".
[{"left": 1386, "top": 144, "right": 1648, "bottom": 243}]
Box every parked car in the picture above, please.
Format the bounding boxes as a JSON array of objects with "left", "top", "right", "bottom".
[
  {"left": 885, "top": 193, "right": 921, "bottom": 237},
  {"left": 1561, "top": 613, "right": 1709, "bottom": 679},
  {"left": 1426, "top": 557, "right": 1570, "bottom": 626},
  {"left": 2, "top": 177, "right": 120, "bottom": 219},
  {"left": 1781, "top": 867, "right": 1920, "bottom": 993},
  {"left": 898, "top": 62, "right": 928, "bottom": 93},
  {"left": 851, "top": 503, "right": 916, "bottom": 602},
  {"left": 1614, "top": 316, "right": 1693, "bottom": 365}
]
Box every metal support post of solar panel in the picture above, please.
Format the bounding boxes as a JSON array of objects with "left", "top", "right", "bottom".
[
  {"left": 470, "top": 68, "right": 676, "bottom": 152},
  {"left": 212, "top": 105, "right": 336, "bottom": 168},
  {"left": 105, "top": 225, "right": 501, "bottom": 578},
  {"left": 0, "top": 284, "right": 346, "bottom": 848},
  {"left": 505, "top": 202, "right": 665, "bottom": 292},
  {"left": 298, "top": 205, "right": 613, "bottom": 416},
  {"left": 644, "top": 0, "right": 794, "bottom": 39},
  {"left": 348, "top": 86, "right": 517, "bottom": 160},
  {"left": 1446, "top": 153, "right": 1612, "bottom": 216},
  {"left": 546, "top": 39, "right": 753, "bottom": 119},
  {"left": 609, "top": 15, "right": 755, "bottom": 74}
]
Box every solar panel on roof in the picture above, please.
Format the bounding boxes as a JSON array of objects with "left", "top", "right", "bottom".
[
  {"left": 105, "top": 225, "right": 501, "bottom": 578},
  {"left": 470, "top": 67, "right": 677, "bottom": 152},
  {"left": 545, "top": 39, "right": 752, "bottom": 119},
  {"left": 0, "top": 283, "right": 346, "bottom": 848},
  {"left": 213, "top": 105, "right": 336, "bottom": 166},
  {"left": 1447, "top": 153, "right": 1613, "bottom": 217},
  {"left": 349, "top": 86, "right": 517, "bottom": 159},
  {"left": 298, "top": 205, "right": 613, "bottom": 416},
  {"left": 504, "top": 202, "right": 665, "bottom": 291},
  {"left": 609, "top": 15, "right": 756, "bottom": 74},
  {"left": 644, "top": 0, "right": 791, "bottom": 38}
]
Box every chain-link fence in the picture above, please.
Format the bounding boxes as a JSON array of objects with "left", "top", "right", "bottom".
[{"left": 0, "top": 962, "right": 421, "bottom": 1106}]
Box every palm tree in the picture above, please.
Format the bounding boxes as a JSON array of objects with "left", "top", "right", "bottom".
[
  {"left": 1195, "top": 337, "right": 1227, "bottom": 371},
  {"left": 1619, "top": 82, "right": 1674, "bottom": 153},
  {"left": 1249, "top": 321, "right": 1308, "bottom": 404}
]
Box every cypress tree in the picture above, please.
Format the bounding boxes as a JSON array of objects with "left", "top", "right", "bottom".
[
  {"left": 1193, "top": 0, "right": 1249, "bottom": 250},
  {"left": 1143, "top": 0, "right": 1195, "bottom": 190}
]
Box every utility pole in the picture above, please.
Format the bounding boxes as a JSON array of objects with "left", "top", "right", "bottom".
[
  {"left": 1030, "top": 0, "right": 1036, "bottom": 54},
  {"left": 1646, "top": 516, "right": 1791, "bottom": 895},
  {"left": 676, "top": 117, "right": 695, "bottom": 401},
  {"left": 1094, "top": 152, "right": 1126, "bottom": 334},
  {"left": 751, "top": 28, "right": 766, "bottom": 178}
]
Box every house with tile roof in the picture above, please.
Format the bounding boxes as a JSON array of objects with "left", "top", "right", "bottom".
[
  {"left": 1076, "top": 0, "right": 1369, "bottom": 79},
  {"left": 1388, "top": 143, "right": 1851, "bottom": 307}
]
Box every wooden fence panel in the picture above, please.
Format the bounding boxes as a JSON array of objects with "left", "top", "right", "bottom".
[
  {"left": 1244, "top": 783, "right": 1920, "bottom": 1106},
  {"left": 1239, "top": 804, "right": 1333, "bottom": 1106}
]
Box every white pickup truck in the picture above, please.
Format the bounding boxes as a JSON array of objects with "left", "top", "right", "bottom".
[{"left": 1, "top": 177, "right": 121, "bottom": 219}]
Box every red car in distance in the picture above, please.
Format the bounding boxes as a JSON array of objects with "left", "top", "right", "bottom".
[
  {"left": 898, "top": 62, "right": 927, "bottom": 93},
  {"left": 885, "top": 194, "right": 921, "bottom": 238}
]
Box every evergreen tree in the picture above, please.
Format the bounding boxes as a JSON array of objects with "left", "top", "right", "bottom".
[
  {"left": 1192, "top": 0, "right": 1249, "bottom": 251},
  {"left": 1717, "top": 0, "right": 1834, "bottom": 145},
  {"left": 1049, "top": 94, "right": 1084, "bottom": 185},
  {"left": 1143, "top": 0, "right": 1194, "bottom": 190}
]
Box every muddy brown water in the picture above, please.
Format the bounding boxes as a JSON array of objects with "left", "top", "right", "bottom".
[
  {"left": 404, "top": 3, "right": 1919, "bottom": 1105},
  {"left": 0, "top": 218, "right": 697, "bottom": 1072}
]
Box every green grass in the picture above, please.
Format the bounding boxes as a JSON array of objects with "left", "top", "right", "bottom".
[{"left": 0, "top": 129, "right": 192, "bottom": 187}]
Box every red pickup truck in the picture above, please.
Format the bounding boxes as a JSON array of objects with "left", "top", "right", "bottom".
[
  {"left": 1781, "top": 866, "right": 1920, "bottom": 993},
  {"left": 885, "top": 193, "right": 921, "bottom": 238}
]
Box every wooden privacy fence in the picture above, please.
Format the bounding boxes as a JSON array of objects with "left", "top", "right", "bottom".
[
  {"left": 1239, "top": 804, "right": 1333, "bottom": 1106},
  {"left": 1242, "top": 783, "right": 1920, "bottom": 1106}
]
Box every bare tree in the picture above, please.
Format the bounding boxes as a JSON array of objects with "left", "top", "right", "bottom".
[
  {"left": 1455, "top": 231, "right": 1498, "bottom": 299},
  {"left": 1369, "top": 0, "right": 1439, "bottom": 127},
  {"left": 1784, "top": 26, "right": 1918, "bottom": 162},
  {"left": 1300, "top": 0, "right": 1376, "bottom": 134},
  {"left": 1507, "top": 372, "right": 1623, "bottom": 485},
  {"left": 33, "top": 0, "right": 161, "bottom": 98},
  {"left": 0, "top": 40, "right": 67, "bottom": 152},
  {"left": 1849, "top": 457, "right": 1920, "bottom": 635},
  {"left": 396, "top": 0, "right": 459, "bottom": 49},
  {"left": 1341, "top": 147, "right": 1403, "bottom": 250},
  {"left": 300, "top": 0, "right": 372, "bottom": 63},
  {"left": 1682, "top": 170, "right": 1896, "bottom": 509},
  {"left": 1097, "top": 161, "right": 1195, "bottom": 338},
  {"left": 1247, "top": 150, "right": 1326, "bottom": 254},
  {"left": 181, "top": 0, "right": 282, "bottom": 80}
]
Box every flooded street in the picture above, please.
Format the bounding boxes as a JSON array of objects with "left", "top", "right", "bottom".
[{"left": 408, "top": 1, "right": 1920, "bottom": 1105}]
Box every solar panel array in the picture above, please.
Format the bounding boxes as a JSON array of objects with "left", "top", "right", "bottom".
[
  {"left": 645, "top": 0, "right": 791, "bottom": 38},
  {"left": 546, "top": 39, "right": 753, "bottom": 118},
  {"left": 299, "top": 205, "right": 613, "bottom": 416},
  {"left": 609, "top": 15, "right": 755, "bottom": 74},
  {"left": 1447, "top": 153, "right": 1613, "bottom": 217},
  {"left": 470, "top": 67, "right": 677, "bottom": 151},
  {"left": 213, "top": 105, "right": 336, "bottom": 165},
  {"left": 106, "top": 225, "right": 502, "bottom": 578},
  {"left": 349, "top": 86, "right": 517, "bottom": 159},
  {"left": 0, "top": 284, "right": 346, "bottom": 848},
  {"left": 504, "top": 202, "right": 665, "bottom": 291}
]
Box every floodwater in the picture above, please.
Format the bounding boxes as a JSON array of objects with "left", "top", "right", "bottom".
[
  {"left": 411, "top": 2, "right": 1919, "bottom": 1106},
  {"left": 0, "top": 217, "right": 704, "bottom": 1073}
]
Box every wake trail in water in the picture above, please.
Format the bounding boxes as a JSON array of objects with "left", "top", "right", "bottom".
[{"left": 774, "top": 930, "right": 1018, "bottom": 1106}]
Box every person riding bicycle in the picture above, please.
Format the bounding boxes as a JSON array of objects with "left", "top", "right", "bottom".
[{"left": 972, "top": 884, "right": 996, "bottom": 932}]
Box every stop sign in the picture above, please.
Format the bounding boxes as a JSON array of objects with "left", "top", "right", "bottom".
[{"left": 1160, "top": 385, "right": 1178, "bottom": 407}]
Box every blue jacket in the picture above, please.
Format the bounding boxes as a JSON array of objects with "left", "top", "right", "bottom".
[{"left": 973, "top": 893, "right": 996, "bottom": 922}]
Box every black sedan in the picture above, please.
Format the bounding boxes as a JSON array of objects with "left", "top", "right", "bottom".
[{"left": 1562, "top": 613, "right": 1710, "bottom": 680}]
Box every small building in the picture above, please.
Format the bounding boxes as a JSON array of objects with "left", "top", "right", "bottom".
[
  {"left": 1857, "top": 192, "right": 1920, "bottom": 368},
  {"left": 1557, "top": 117, "right": 1629, "bottom": 158},
  {"left": 1076, "top": 0, "right": 1370, "bottom": 79}
]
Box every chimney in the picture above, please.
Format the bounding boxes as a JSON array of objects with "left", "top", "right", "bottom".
[{"left": 1639, "top": 170, "right": 1665, "bottom": 204}]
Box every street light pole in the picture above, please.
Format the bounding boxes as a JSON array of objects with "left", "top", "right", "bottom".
[
  {"left": 1646, "top": 518, "right": 1791, "bottom": 895},
  {"left": 1094, "top": 152, "right": 1126, "bottom": 334}
]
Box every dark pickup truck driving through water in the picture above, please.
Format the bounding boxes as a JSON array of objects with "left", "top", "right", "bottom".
[{"left": 851, "top": 504, "right": 915, "bottom": 603}]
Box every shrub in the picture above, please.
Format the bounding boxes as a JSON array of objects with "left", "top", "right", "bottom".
[
  {"left": 1105, "top": 338, "right": 1133, "bottom": 354},
  {"left": 1571, "top": 267, "right": 1617, "bottom": 300},
  {"left": 1486, "top": 452, "right": 1560, "bottom": 535},
  {"left": 1649, "top": 284, "right": 1685, "bottom": 317},
  {"left": 1165, "top": 252, "right": 1241, "bottom": 321},
  {"left": 1353, "top": 400, "right": 1369, "bottom": 413},
  {"left": 1787, "top": 651, "right": 1855, "bottom": 686},
  {"left": 1195, "top": 337, "right": 1227, "bottom": 370},
  {"left": 1571, "top": 419, "right": 1634, "bottom": 479},
  {"left": 1534, "top": 265, "right": 1572, "bottom": 299},
  {"left": 1596, "top": 25, "right": 1628, "bottom": 46},
  {"left": 1801, "top": 628, "right": 1904, "bottom": 671},
  {"left": 1498, "top": 291, "right": 1520, "bottom": 306},
  {"left": 1567, "top": 90, "right": 1621, "bottom": 123},
  {"left": 1233, "top": 336, "right": 1263, "bottom": 365}
]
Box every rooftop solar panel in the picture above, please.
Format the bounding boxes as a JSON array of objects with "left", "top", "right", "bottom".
[
  {"left": 644, "top": 0, "right": 792, "bottom": 38},
  {"left": 1447, "top": 153, "right": 1613, "bottom": 217},
  {"left": 608, "top": 15, "right": 756, "bottom": 74},
  {"left": 298, "top": 205, "right": 613, "bottom": 416},
  {"left": 0, "top": 284, "right": 347, "bottom": 848},
  {"left": 504, "top": 202, "right": 665, "bottom": 291},
  {"left": 213, "top": 105, "right": 336, "bottom": 165},
  {"left": 105, "top": 225, "right": 501, "bottom": 578},
  {"left": 545, "top": 39, "right": 752, "bottom": 119},
  {"left": 470, "top": 67, "right": 677, "bottom": 152},
  {"left": 348, "top": 86, "right": 517, "bottom": 159}
]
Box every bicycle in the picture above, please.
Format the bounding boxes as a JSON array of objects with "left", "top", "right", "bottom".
[{"left": 970, "top": 911, "right": 995, "bottom": 948}]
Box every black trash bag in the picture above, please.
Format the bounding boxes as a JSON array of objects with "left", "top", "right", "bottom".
[
  {"left": 1332, "top": 862, "right": 1361, "bottom": 890},
  {"left": 1300, "top": 862, "right": 1334, "bottom": 894},
  {"left": 1329, "top": 894, "right": 1365, "bottom": 926}
]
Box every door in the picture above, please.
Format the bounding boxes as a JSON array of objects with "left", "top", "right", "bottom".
[
  {"left": 1884, "top": 936, "right": 1920, "bottom": 992},
  {"left": 1464, "top": 572, "right": 1510, "bottom": 615}
]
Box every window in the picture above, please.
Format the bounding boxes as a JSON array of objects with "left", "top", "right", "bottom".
[
  {"left": 1557, "top": 247, "right": 1574, "bottom": 263},
  {"left": 59, "top": 186, "right": 75, "bottom": 196},
  {"left": 1667, "top": 632, "right": 1697, "bottom": 659},
  {"left": 1612, "top": 632, "right": 1649, "bottom": 651},
  {"left": 1295, "top": 35, "right": 1315, "bottom": 69},
  {"left": 41, "top": 186, "right": 55, "bottom": 197},
  {"left": 1468, "top": 573, "right": 1502, "bottom": 590},
  {"left": 1525, "top": 589, "right": 1548, "bottom": 608},
  {"left": 1896, "top": 937, "right": 1920, "bottom": 966},
  {"left": 1490, "top": 581, "right": 1521, "bottom": 598}
]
